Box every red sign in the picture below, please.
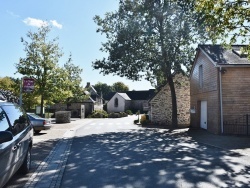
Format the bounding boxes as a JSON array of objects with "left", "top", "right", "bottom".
[{"left": 23, "top": 78, "right": 35, "bottom": 93}]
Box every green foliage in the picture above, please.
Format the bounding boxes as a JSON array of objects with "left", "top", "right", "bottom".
[
  {"left": 93, "top": 0, "right": 208, "bottom": 127},
  {"left": 93, "top": 82, "right": 113, "bottom": 97},
  {"left": 88, "top": 110, "right": 108, "bottom": 118},
  {"left": 119, "top": 112, "right": 128, "bottom": 117},
  {"left": 0, "top": 77, "right": 14, "bottom": 91},
  {"left": 16, "top": 25, "right": 84, "bottom": 115},
  {"left": 125, "top": 110, "right": 133, "bottom": 115},
  {"left": 112, "top": 82, "right": 129, "bottom": 92},
  {"left": 195, "top": 0, "right": 250, "bottom": 56},
  {"left": 93, "top": 81, "right": 129, "bottom": 97}
]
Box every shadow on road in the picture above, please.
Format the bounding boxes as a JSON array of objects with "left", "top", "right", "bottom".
[
  {"left": 4, "top": 138, "right": 59, "bottom": 188},
  {"left": 62, "top": 129, "right": 250, "bottom": 188}
]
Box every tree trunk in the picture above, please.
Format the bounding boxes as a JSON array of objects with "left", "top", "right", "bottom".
[{"left": 167, "top": 76, "right": 178, "bottom": 128}]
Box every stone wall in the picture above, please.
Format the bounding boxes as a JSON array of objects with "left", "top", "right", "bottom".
[
  {"left": 149, "top": 75, "right": 190, "bottom": 126},
  {"left": 51, "top": 102, "right": 94, "bottom": 118}
]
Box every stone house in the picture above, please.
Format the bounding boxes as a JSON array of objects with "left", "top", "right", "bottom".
[
  {"left": 148, "top": 74, "right": 190, "bottom": 126},
  {"left": 190, "top": 44, "right": 250, "bottom": 135},
  {"left": 85, "top": 82, "right": 103, "bottom": 112}
]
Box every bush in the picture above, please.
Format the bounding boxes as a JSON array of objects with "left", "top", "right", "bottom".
[
  {"left": 55, "top": 111, "right": 71, "bottom": 123},
  {"left": 108, "top": 112, "right": 120, "bottom": 118},
  {"left": 119, "top": 112, "right": 128, "bottom": 117},
  {"left": 125, "top": 110, "right": 133, "bottom": 115},
  {"left": 88, "top": 110, "right": 108, "bottom": 118},
  {"left": 140, "top": 114, "right": 151, "bottom": 125}
]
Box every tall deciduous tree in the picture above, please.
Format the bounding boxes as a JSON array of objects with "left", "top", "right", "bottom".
[
  {"left": 93, "top": 82, "right": 113, "bottom": 97},
  {"left": 16, "top": 25, "right": 83, "bottom": 115},
  {"left": 112, "top": 82, "right": 129, "bottom": 92},
  {"left": 93, "top": 0, "right": 206, "bottom": 127},
  {"left": 195, "top": 0, "right": 250, "bottom": 56},
  {"left": 63, "top": 57, "right": 87, "bottom": 102},
  {"left": 0, "top": 77, "right": 14, "bottom": 91}
]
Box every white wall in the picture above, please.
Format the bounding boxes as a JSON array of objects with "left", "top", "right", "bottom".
[{"left": 107, "top": 93, "right": 126, "bottom": 113}]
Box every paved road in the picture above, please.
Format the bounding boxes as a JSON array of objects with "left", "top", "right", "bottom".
[
  {"left": 4, "top": 116, "right": 250, "bottom": 188},
  {"left": 4, "top": 118, "right": 93, "bottom": 188},
  {"left": 61, "top": 117, "right": 250, "bottom": 188}
]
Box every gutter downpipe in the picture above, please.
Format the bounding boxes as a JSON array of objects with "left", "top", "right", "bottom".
[{"left": 219, "top": 67, "right": 224, "bottom": 134}]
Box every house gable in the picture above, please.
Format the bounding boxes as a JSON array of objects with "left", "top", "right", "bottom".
[
  {"left": 149, "top": 74, "right": 190, "bottom": 126},
  {"left": 190, "top": 44, "right": 250, "bottom": 135},
  {"left": 107, "top": 92, "right": 131, "bottom": 113}
]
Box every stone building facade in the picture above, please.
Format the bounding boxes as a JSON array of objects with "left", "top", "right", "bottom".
[{"left": 149, "top": 75, "right": 190, "bottom": 126}]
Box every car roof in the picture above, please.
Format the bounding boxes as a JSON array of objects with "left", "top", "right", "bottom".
[{"left": 0, "top": 101, "right": 17, "bottom": 106}]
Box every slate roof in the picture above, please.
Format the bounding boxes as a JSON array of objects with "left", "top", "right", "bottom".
[
  {"left": 103, "top": 89, "right": 156, "bottom": 101},
  {"left": 126, "top": 89, "right": 155, "bottom": 100},
  {"left": 199, "top": 45, "right": 250, "bottom": 65},
  {"left": 117, "top": 93, "right": 131, "bottom": 100}
]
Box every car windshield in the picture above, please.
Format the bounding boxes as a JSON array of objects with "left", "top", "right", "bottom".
[{"left": 28, "top": 113, "right": 43, "bottom": 119}]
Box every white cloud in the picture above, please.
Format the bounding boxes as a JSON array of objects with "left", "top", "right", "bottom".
[
  {"left": 6, "top": 10, "right": 20, "bottom": 18},
  {"left": 50, "top": 20, "right": 63, "bottom": 29},
  {"left": 23, "top": 17, "right": 48, "bottom": 27},
  {"left": 23, "top": 17, "right": 63, "bottom": 29}
]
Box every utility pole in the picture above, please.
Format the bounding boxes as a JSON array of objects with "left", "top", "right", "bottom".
[{"left": 19, "top": 77, "right": 23, "bottom": 106}]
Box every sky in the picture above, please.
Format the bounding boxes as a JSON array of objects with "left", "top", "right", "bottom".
[{"left": 0, "top": 0, "right": 154, "bottom": 91}]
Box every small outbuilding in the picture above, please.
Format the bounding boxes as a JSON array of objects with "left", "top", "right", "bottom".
[
  {"left": 148, "top": 74, "right": 190, "bottom": 126},
  {"left": 190, "top": 44, "right": 250, "bottom": 135},
  {"left": 107, "top": 93, "right": 131, "bottom": 113}
]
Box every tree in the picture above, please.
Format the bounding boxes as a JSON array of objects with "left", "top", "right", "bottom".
[
  {"left": 63, "top": 57, "right": 87, "bottom": 102},
  {"left": 0, "top": 77, "right": 15, "bottom": 91},
  {"left": 112, "top": 82, "right": 129, "bottom": 92},
  {"left": 93, "top": 0, "right": 207, "bottom": 127},
  {"left": 93, "top": 82, "right": 113, "bottom": 97},
  {"left": 16, "top": 25, "right": 83, "bottom": 115},
  {"left": 195, "top": 0, "right": 250, "bottom": 56}
]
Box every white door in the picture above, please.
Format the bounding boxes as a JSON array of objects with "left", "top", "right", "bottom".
[{"left": 200, "top": 101, "right": 207, "bottom": 129}]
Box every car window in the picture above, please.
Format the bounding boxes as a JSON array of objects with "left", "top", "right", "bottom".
[
  {"left": 0, "top": 108, "right": 10, "bottom": 132},
  {"left": 28, "top": 113, "right": 42, "bottom": 119},
  {"left": 2, "top": 104, "right": 29, "bottom": 135}
]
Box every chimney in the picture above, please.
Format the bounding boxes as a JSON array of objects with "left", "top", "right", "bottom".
[{"left": 86, "top": 82, "right": 90, "bottom": 88}]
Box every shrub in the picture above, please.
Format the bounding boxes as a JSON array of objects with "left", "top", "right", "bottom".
[
  {"left": 140, "top": 114, "right": 151, "bottom": 125},
  {"left": 55, "top": 111, "right": 71, "bottom": 123},
  {"left": 125, "top": 110, "right": 133, "bottom": 115},
  {"left": 88, "top": 110, "right": 108, "bottom": 118},
  {"left": 119, "top": 112, "right": 128, "bottom": 117},
  {"left": 108, "top": 112, "right": 121, "bottom": 118}
]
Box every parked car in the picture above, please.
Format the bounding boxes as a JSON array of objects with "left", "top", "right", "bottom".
[
  {"left": 0, "top": 102, "right": 33, "bottom": 188},
  {"left": 27, "top": 113, "right": 51, "bottom": 134}
]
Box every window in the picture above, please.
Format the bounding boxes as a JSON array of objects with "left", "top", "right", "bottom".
[
  {"left": 2, "top": 104, "right": 29, "bottom": 135},
  {"left": 114, "top": 98, "right": 118, "bottom": 107},
  {"left": 199, "top": 65, "right": 203, "bottom": 88},
  {"left": 0, "top": 108, "right": 10, "bottom": 132}
]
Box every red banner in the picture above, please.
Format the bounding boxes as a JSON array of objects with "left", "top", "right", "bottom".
[{"left": 23, "top": 78, "right": 35, "bottom": 93}]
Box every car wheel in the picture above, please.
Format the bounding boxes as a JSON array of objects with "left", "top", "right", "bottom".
[{"left": 19, "top": 148, "right": 31, "bottom": 174}]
